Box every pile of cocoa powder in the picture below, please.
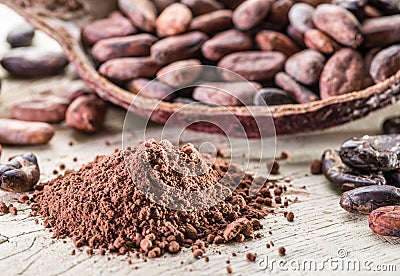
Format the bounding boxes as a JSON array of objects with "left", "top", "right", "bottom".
[{"left": 31, "top": 139, "right": 291, "bottom": 258}]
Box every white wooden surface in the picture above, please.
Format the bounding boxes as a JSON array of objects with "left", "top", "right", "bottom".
[{"left": 1, "top": 5, "right": 400, "bottom": 276}]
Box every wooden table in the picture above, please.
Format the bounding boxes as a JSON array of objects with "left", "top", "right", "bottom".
[{"left": 1, "top": 5, "right": 400, "bottom": 276}]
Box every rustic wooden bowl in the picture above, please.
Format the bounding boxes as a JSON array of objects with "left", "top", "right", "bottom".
[{"left": 1, "top": 0, "right": 400, "bottom": 138}]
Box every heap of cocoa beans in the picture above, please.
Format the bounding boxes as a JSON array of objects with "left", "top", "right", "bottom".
[{"left": 82, "top": 0, "right": 400, "bottom": 107}]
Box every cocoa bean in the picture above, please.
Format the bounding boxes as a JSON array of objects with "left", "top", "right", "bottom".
[
  {"left": 361, "top": 15, "right": 400, "bottom": 48},
  {"left": 312, "top": 4, "right": 363, "bottom": 48},
  {"left": 7, "top": 21, "right": 35, "bottom": 48},
  {"left": 99, "top": 57, "right": 161, "bottom": 82},
  {"left": 369, "top": 206, "right": 400, "bottom": 237},
  {"left": 219, "top": 0, "right": 245, "bottom": 10},
  {"left": 255, "top": 30, "right": 300, "bottom": 57},
  {"left": 188, "top": 10, "right": 233, "bottom": 34},
  {"left": 92, "top": 34, "right": 157, "bottom": 62},
  {"left": 285, "top": 49, "right": 326, "bottom": 85},
  {"left": 181, "top": 0, "right": 223, "bottom": 16},
  {"left": 193, "top": 82, "right": 261, "bottom": 106},
  {"left": 275, "top": 72, "right": 319, "bottom": 103},
  {"left": 288, "top": 3, "right": 315, "bottom": 34},
  {"left": 202, "top": 30, "right": 253, "bottom": 61},
  {"left": 157, "top": 59, "right": 202, "bottom": 87},
  {"left": 11, "top": 95, "right": 70, "bottom": 123},
  {"left": 81, "top": 12, "right": 137, "bottom": 46},
  {"left": 1, "top": 48, "right": 68, "bottom": 78},
  {"left": 253, "top": 88, "right": 295, "bottom": 106},
  {"left": 286, "top": 24, "right": 305, "bottom": 48},
  {"left": 369, "top": 45, "right": 400, "bottom": 83},
  {"left": 364, "top": 5, "right": 383, "bottom": 18},
  {"left": 151, "top": 32, "right": 208, "bottom": 64},
  {"left": 268, "top": 0, "right": 294, "bottom": 25},
  {"left": 334, "top": 0, "right": 368, "bottom": 20},
  {"left": 65, "top": 95, "right": 107, "bottom": 133},
  {"left": 304, "top": 29, "right": 341, "bottom": 55},
  {"left": 300, "top": 0, "right": 330, "bottom": 7},
  {"left": 0, "top": 119, "right": 54, "bottom": 145},
  {"left": 218, "top": 51, "right": 286, "bottom": 81},
  {"left": 320, "top": 48, "right": 364, "bottom": 99},
  {"left": 156, "top": 3, "right": 192, "bottom": 37},
  {"left": 369, "top": 0, "right": 400, "bottom": 15},
  {"left": 233, "top": 0, "right": 272, "bottom": 31},
  {"left": 153, "top": 0, "right": 176, "bottom": 12},
  {"left": 126, "top": 78, "right": 175, "bottom": 101},
  {"left": 63, "top": 80, "right": 95, "bottom": 101},
  {"left": 118, "top": 0, "right": 158, "bottom": 32}
]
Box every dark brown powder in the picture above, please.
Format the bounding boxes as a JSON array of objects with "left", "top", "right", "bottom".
[{"left": 31, "top": 139, "right": 291, "bottom": 258}]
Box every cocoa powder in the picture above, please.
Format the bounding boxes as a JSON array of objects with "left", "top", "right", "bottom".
[{"left": 31, "top": 140, "right": 291, "bottom": 258}]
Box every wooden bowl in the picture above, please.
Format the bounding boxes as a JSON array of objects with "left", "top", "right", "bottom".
[{"left": 1, "top": 0, "right": 400, "bottom": 138}]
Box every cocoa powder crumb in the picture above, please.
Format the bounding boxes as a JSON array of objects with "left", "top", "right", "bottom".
[
  {"left": 0, "top": 201, "right": 9, "bottom": 214},
  {"left": 226, "top": 266, "right": 233, "bottom": 274},
  {"left": 204, "top": 256, "right": 209, "bottom": 262},
  {"left": 270, "top": 241, "right": 275, "bottom": 247},
  {"left": 52, "top": 170, "right": 58, "bottom": 175},
  {"left": 267, "top": 160, "right": 280, "bottom": 175},
  {"left": 279, "top": 151, "right": 289, "bottom": 160},
  {"left": 59, "top": 163, "right": 66, "bottom": 170},
  {"left": 70, "top": 249, "right": 75, "bottom": 255},
  {"left": 68, "top": 141, "right": 74, "bottom": 146},
  {"left": 278, "top": 246, "right": 286, "bottom": 256},
  {"left": 72, "top": 157, "right": 78, "bottom": 162},
  {"left": 9, "top": 205, "right": 17, "bottom": 215},
  {"left": 19, "top": 194, "right": 29, "bottom": 203},
  {"left": 310, "top": 159, "right": 322, "bottom": 175},
  {"left": 266, "top": 243, "right": 270, "bottom": 248},
  {"left": 246, "top": 252, "right": 256, "bottom": 262},
  {"left": 286, "top": 212, "right": 295, "bottom": 222}
]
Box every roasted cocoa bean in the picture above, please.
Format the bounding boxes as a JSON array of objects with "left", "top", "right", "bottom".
[
  {"left": 362, "top": 15, "right": 400, "bottom": 48},
  {"left": 340, "top": 134, "right": 400, "bottom": 172},
  {"left": 126, "top": 78, "right": 175, "bottom": 101},
  {"left": 156, "top": 3, "right": 192, "bottom": 37},
  {"left": 313, "top": 4, "right": 363, "bottom": 48},
  {"left": 274, "top": 72, "right": 319, "bottom": 103},
  {"left": 369, "top": 206, "right": 400, "bottom": 237},
  {"left": 81, "top": 12, "right": 137, "bottom": 46},
  {"left": 157, "top": 59, "right": 202, "bottom": 87},
  {"left": 319, "top": 48, "right": 364, "bottom": 99},
  {"left": 304, "top": 29, "right": 341, "bottom": 55},
  {"left": 11, "top": 95, "right": 70, "bottom": 123},
  {"left": 285, "top": 49, "right": 325, "bottom": 85},
  {"left": 99, "top": 57, "right": 161, "bottom": 82},
  {"left": 232, "top": 0, "right": 272, "bottom": 31},
  {"left": 218, "top": 51, "right": 286, "bottom": 81},
  {"left": 340, "top": 185, "right": 400, "bottom": 214},
  {"left": 7, "top": 21, "right": 35, "bottom": 48},
  {"left": 369, "top": 45, "right": 400, "bottom": 83},
  {"left": 151, "top": 32, "right": 208, "bottom": 64},
  {"left": 321, "top": 149, "right": 386, "bottom": 190},
  {"left": 65, "top": 95, "right": 107, "bottom": 133},
  {"left": 118, "top": 0, "right": 157, "bottom": 32},
  {"left": 255, "top": 30, "right": 300, "bottom": 57},
  {"left": 268, "top": 0, "right": 294, "bottom": 25},
  {"left": 92, "top": 34, "right": 157, "bottom": 62},
  {"left": 0, "top": 119, "right": 54, "bottom": 145},
  {"left": 193, "top": 82, "right": 261, "bottom": 106},
  {"left": 384, "top": 170, "right": 400, "bottom": 187},
  {"left": 202, "top": 30, "right": 253, "bottom": 61},
  {"left": 1, "top": 48, "right": 68, "bottom": 78},
  {"left": 253, "top": 88, "right": 295, "bottom": 106},
  {"left": 288, "top": 3, "right": 315, "bottom": 34},
  {"left": 0, "top": 153, "right": 40, "bottom": 192},
  {"left": 188, "top": 10, "right": 233, "bottom": 34},
  {"left": 181, "top": 0, "right": 223, "bottom": 16},
  {"left": 383, "top": 116, "right": 400, "bottom": 134}
]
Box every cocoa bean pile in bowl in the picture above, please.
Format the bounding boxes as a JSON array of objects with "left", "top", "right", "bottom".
[{"left": 2, "top": 0, "right": 400, "bottom": 137}]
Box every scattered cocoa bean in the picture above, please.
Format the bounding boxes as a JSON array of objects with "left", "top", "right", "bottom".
[
  {"left": 275, "top": 72, "right": 319, "bottom": 103},
  {"left": 202, "top": 29, "right": 253, "bottom": 61},
  {"left": 118, "top": 0, "right": 158, "bottom": 32},
  {"left": 81, "top": 12, "right": 137, "bottom": 46},
  {"left": 151, "top": 31, "right": 208, "bottom": 64},
  {"left": 188, "top": 9, "right": 233, "bottom": 34},
  {"left": 304, "top": 29, "right": 341, "bottom": 55},
  {"left": 313, "top": 4, "right": 363, "bottom": 48},
  {"left": 369, "top": 44, "right": 400, "bottom": 83},
  {"left": 288, "top": 3, "right": 315, "bottom": 34},
  {"left": 1, "top": 48, "right": 68, "bottom": 78},
  {"left": 0, "top": 119, "right": 54, "bottom": 145},
  {"left": 7, "top": 21, "right": 35, "bottom": 48},
  {"left": 92, "top": 34, "right": 157, "bottom": 62},
  {"left": 233, "top": 0, "right": 271, "bottom": 31},
  {"left": 320, "top": 48, "right": 364, "bottom": 99},
  {"left": 285, "top": 49, "right": 325, "bottom": 85},
  {"left": 253, "top": 88, "right": 295, "bottom": 106},
  {"left": 126, "top": 78, "right": 175, "bottom": 101},
  {"left": 156, "top": 59, "right": 202, "bottom": 87},
  {"left": 65, "top": 95, "right": 107, "bottom": 133},
  {"left": 218, "top": 51, "right": 286, "bottom": 81},
  {"left": 255, "top": 30, "right": 300, "bottom": 57},
  {"left": 156, "top": 3, "right": 192, "bottom": 37}
]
